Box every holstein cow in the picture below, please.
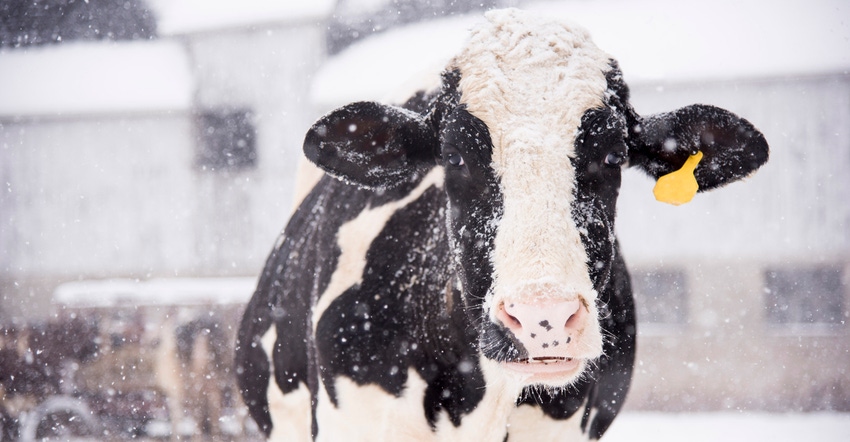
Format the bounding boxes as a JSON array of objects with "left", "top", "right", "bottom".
[{"left": 236, "top": 9, "right": 768, "bottom": 441}]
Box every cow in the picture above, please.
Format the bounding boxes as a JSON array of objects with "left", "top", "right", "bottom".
[{"left": 235, "top": 8, "right": 768, "bottom": 441}]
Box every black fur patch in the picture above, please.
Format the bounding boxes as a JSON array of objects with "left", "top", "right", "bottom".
[{"left": 313, "top": 181, "right": 487, "bottom": 428}]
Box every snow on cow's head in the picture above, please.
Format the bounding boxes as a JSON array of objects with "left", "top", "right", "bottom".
[
  {"left": 303, "top": 8, "right": 768, "bottom": 388},
  {"left": 447, "top": 9, "right": 613, "bottom": 384}
]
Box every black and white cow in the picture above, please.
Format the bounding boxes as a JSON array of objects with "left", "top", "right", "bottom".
[{"left": 236, "top": 9, "right": 768, "bottom": 441}]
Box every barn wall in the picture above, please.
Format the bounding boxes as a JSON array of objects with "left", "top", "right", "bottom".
[
  {"left": 181, "top": 23, "right": 328, "bottom": 272},
  {"left": 0, "top": 115, "right": 195, "bottom": 317},
  {"left": 626, "top": 260, "right": 850, "bottom": 412},
  {"left": 619, "top": 74, "right": 850, "bottom": 262},
  {"left": 1, "top": 32, "right": 846, "bottom": 412},
  {"left": 619, "top": 74, "right": 850, "bottom": 411},
  {"left": 0, "top": 23, "right": 328, "bottom": 321},
  {"left": 0, "top": 115, "right": 195, "bottom": 277}
]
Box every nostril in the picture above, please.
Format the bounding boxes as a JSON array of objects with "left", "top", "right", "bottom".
[
  {"left": 564, "top": 303, "right": 583, "bottom": 329},
  {"left": 498, "top": 300, "right": 584, "bottom": 335},
  {"left": 497, "top": 302, "right": 523, "bottom": 330}
]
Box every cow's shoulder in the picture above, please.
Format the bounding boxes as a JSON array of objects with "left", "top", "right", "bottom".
[
  {"left": 313, "top": 168, "right": 450, "bottom": 392},
  {"left": 311, "top": 167, "right": 498, "bottom": 429}
]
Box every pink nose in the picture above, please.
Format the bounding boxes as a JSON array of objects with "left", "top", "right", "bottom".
[{"left": 495, "top": 300, "right": 586, "bottom": 359}]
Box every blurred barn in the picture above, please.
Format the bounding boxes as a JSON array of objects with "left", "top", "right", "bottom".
[{"left": 0, "top": 0, "right": 847, "bottom": 430}]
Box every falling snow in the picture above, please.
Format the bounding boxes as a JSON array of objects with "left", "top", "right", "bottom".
[{"left": 1, "top": 0, "right": 849, "bottom": 440}]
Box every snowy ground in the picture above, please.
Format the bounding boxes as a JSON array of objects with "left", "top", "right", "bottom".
[{"left": 603, "top": 412, "right": 850, "bottom": 441}]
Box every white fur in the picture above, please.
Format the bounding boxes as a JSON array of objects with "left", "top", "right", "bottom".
[
  {"left": 311, "top": 168, "right": 445, "bottom": 331},
  {"left": 315, "top": 358, "right": 525, "bottom": 441},
  {"left": 507, "top": 402, "right": 590, "bottom": 442},
  {"left": 315, "top": 369, "right": 592, "bottom": 441},
  {"left": 262, "top": 328, "right": 311, "bottom": 441},
  {"left": 430, "top": 357, "right": 524, "bottom": 440},
  {"left": 291, "top": 157, "right": 326, "bottom": 212},
  {"left": 452, "top": 8, "right": 608, "bottom": 361},
  {"left": 315, "top": 368, "right": 431, "bottom": 441}
]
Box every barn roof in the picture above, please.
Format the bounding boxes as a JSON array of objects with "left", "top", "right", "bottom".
[
  {"left": 53, "top": 277, "right": 257, "bottom": 307},
  {"left": 311, "top": 0, "right": 850, "bottom": 108},
  {"left": 0, "top": 41, "right": 193, "bottom": 118},
  {"left": 0, "top": 0, "right": 337, "bottom": 119},
  {"left": 148, "top": 0, "right": 336, "bottom": 35}
]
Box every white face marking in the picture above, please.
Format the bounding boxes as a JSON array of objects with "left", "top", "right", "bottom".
[
  {"left": 451, "top": 9, "right": 609, "bottom": 358},
  {"left": 312, "top": 168, "right": 444, "bottom": 331}
]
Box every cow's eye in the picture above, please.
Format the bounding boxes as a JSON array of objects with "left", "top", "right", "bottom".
[
  {"left": 604, "top": 151, "right": 627, "bottom": 167},
  {"left": 446, "top": 152, "right": 465, "bottom": 167}
]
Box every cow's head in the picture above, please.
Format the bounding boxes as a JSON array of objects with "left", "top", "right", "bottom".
[{"left": 303, "top": 9, "right": 768, "bottom": 387}]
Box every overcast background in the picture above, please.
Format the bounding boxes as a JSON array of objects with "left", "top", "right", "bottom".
[{"left": 1, "top": 0, "right": 849, "bottom": 440}]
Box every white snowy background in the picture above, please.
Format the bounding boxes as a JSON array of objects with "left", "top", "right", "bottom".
[{"left": 1, "top": 0, "right": 849, "bottom": 440}]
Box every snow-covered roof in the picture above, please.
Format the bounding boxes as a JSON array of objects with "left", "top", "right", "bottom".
[
  {"left": 312, "top": 14, "right": 477, "bottom": 107},
  {"left": 311, "top": 0, "right": 850, "bottom": 107},
  {"left": 0, "top": 41, "right": 193, "bottom": 118},
  {"left": 53, "top": 277, "right": 257, "bottom": 307},
  {"left": 529, "top": 0, "right": 850, "bottom": 83},
  {"left": 148, "top": 0, "right": 336, "bottom": 35}
]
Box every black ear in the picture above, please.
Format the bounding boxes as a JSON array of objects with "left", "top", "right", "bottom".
[
  {"left": 628, "top": 104, "right": 769, "bottom": 191},
  {"left": 303, "top": 101, "right": 438, "bottom": 189}
]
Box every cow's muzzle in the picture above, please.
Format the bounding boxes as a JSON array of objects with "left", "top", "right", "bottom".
[{"left": 493, "top": 297, "right": 600, "bottom": 384}]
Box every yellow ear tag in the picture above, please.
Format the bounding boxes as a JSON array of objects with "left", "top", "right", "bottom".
[{"left": 653, "top": 151, "right": 703, "bottom": 206}]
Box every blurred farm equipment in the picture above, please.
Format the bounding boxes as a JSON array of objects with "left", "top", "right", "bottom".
[{"left": 1, "top": 278, "right": 261, "bottom": 441}]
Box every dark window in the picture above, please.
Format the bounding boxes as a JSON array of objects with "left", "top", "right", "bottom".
[
  {"left": 195, "top": 109, "right": 257, "bottom": 171},
  {"left": 632, "top": 269, "right": 688, "bottom": 325},
  {"left": 764, "top": 266, "right": 845, "bottom": 325},
  {"left": 1, "top": 0, "right": 157, "bottom": 48}
]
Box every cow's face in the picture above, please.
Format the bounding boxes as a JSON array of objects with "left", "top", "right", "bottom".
[
  {"left": 440, "top": 12, "right": 625, "bottom": 386},
  {"left": 437, "top": 104, "right": 619, "bottom": 386},
  {"left": 303, "top": 9, "right": 768, "bottom": 388}
]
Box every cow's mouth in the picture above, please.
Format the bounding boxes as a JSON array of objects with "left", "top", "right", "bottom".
[{"left": 501, "top": 356, "right": 583, "bottom": 382}]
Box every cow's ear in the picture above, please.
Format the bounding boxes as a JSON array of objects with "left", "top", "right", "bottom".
[
  {"left": 628, "top": 104, "right": 769, "bottom": 192},
  {"left": 303, "top": 101, "right": 438, "bottom": 189}
]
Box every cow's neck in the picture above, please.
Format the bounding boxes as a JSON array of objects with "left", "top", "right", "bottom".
[{"left": 452, "top": 357, "right": 527, "bottom": 438}]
